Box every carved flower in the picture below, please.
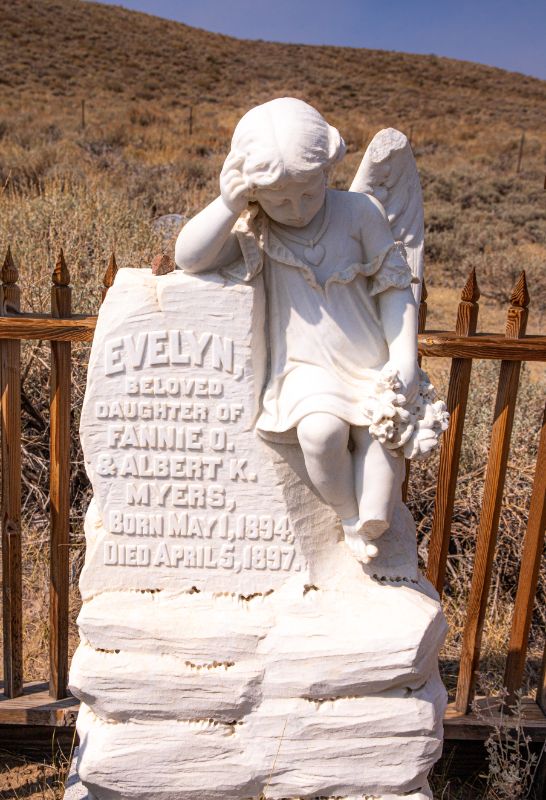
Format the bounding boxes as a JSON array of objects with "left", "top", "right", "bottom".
[
  {"left": 403, "top": 427, "right": 440, "bottom": 460},
  {"left": 369, "top": 365, "right": 449, "bottom": 460}
]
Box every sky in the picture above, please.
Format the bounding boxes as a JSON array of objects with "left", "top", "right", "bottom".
[{"left": 92, "top": 0, "right": 546, "bottom": 80}]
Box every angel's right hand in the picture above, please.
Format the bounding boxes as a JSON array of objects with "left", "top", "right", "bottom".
[{"left": 220, "top": 151, "right": 250, "bottom": 214}]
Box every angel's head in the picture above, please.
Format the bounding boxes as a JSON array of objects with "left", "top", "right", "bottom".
[{"left": 231, "top": 98, "right": 345, "bottom": 226}]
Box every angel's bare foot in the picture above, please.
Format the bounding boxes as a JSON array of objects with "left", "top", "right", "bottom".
[{"left": 342, "top": 517, "right": 380, "bottom": 564}]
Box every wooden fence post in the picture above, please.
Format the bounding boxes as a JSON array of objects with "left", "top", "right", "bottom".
[
  {"left": 503, "top": 402, "right": 546, "bottom": 702},
  {"left": 418, "top": 276, "right": 428, "bottom": 340},
  {"left": 540, "top": 636, "right": 546, "bottom": 715},
  {"left": 102, "top": 252, "right": 118, "bottom": 303},
  {"left": 49, "top": 249, "right": 72, "bottom": 699},
  {"left": 455, "top": 272, "right": 529, "bottom": 713},
  {"left": 0, "top": 246, "right": 23, "bottom": 698},
  {"left": 516, "top": 131, "right": 525, "bottom": 174},
  {"left": 427, "top": 269, "right": 480, "bottom": 593}
]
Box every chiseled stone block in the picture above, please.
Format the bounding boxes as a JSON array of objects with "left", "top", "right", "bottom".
[
  {"left": 78, "top": 268, "right": 306, "bottom": 597},
  {"left": 71, "top": 268, "right": 446, "bottom": 800}
]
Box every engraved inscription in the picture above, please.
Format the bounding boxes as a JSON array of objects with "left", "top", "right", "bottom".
[
  {"left": 103, "top": 542, "right": 299, "bottom": 573},
  {"left": 92, "top": 327, "right": 301, "bottom": 576},
  {"left": 104, "top": 331, "right": 234, "bottom": 375}
]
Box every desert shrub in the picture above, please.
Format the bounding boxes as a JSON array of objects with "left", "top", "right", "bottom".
[
  {"left": 0, "top": 176, "right": 163, "bottom": 312},
  {"left": 0, "top": 118, "right": 10, "bottom": 139},
  {"left": 0, "top": 141, "right": 61, "bottom": 191},
  {"left": 129, "top": 104, "right": 161, "bottom": 127}
]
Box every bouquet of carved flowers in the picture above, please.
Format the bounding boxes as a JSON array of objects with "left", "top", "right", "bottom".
[{"left": 369, "top": 365, "right": 449, "bottom": 460}]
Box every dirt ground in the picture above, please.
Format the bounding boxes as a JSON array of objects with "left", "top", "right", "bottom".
[
  {"left": 0, "top": 753, "right": 64, "bottom": 799},
  {"left": 0, "top": 731, "right": 74, "bottom": 800}
]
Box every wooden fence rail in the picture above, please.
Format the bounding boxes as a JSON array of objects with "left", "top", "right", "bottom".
[{"left": 0, "top": 247, "right": 544, "bottom": 739}]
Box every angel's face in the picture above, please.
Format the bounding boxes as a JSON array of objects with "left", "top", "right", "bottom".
[{"left": 255, "top": 170, "right": 326, "bottom": 228}]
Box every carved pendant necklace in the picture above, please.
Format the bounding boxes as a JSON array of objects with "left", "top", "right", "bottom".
[{"left": 271, "top": 195, "right": 331, "bottom": 266}]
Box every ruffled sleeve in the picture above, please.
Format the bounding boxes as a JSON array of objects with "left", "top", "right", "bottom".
[
  {"left": 369, "top": 241, "right": 419, "bottom": 297},
  {"left": 222, "top": 206, "right": 266, "bottom": 283}
]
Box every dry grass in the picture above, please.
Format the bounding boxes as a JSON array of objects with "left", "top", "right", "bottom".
[
  {"left": 0, "top": 732, "right": 73, "bottom": 799},
  {"left": 409, "top": 359, "right": 545, "bottom": 697},
  {"left": 0, "top": 0, "right": 545, "bottom": 796}
]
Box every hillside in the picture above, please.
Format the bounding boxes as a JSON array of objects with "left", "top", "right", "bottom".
[
  {"left": 1, "top": 0, "right": 545, "bottom": 315},
  {"left": 2, "top": 0, "right": 546, "bottom": 129}
]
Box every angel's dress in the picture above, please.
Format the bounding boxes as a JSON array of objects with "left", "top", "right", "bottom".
[{"left": 233, "top": 189, "right": 416, "bottom": 440}]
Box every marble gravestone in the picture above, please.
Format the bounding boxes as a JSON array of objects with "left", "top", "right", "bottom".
[
  {"left": 70, "top": 268, "right": 446, "bottom": 800},
  {"left": 70, "top": 99, "right": 449, "bottom": 800}
]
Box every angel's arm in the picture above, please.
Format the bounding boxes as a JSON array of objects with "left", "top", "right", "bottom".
[
  {"left": 357, "top": 194, "right": 419, "bottom": 400},
  {"left": 175, "top": 151, "right": 251, "bottom": 273},
  {"left": 378, "top": 287, "right": 418, "bottom": 400},
  {"left": 175, "top": 196, "right": 241, "bottom": 273}
]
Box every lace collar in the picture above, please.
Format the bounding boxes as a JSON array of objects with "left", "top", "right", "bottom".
[
  {"left": 264, "top": 227, "right": 395, "bottom": 292},
  {"left": 228, "top": 204, "right": 407, "bottom": 294}
]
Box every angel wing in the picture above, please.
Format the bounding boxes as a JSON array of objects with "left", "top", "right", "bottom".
[{"left": 349, "top": 128, "right": 424, "bottom": 304}]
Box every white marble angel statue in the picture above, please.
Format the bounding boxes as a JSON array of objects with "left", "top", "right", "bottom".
[{"left": 175, "top": 97, "right": 448, "bottom": 564}]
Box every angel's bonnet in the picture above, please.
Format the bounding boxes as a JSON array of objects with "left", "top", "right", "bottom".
[{"left": 230, "top": 98, "right": 346, "bottom": 190}]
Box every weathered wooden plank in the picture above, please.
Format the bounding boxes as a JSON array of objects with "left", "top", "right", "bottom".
[
  {"left": 444, "top": 697, "right": 546, "bottom": 741},
  {"left": 539, "top": 617, "right": 546, "bottom": 714},
  {"left": 455, "top": 273, "right": 530, "bottom": 713},
  {"left": 0, "top": 316, "right": 544, "bottom": 361},
  {"left": 0, "top": 312, "right": 91, "bottom": 321},
  {"left": 0, "top": 682, "right": 78, "bottom": 726},
  {"left": 504, "top": 403, "right": 546, "bottom": 701},
  {"left": 0, "top": 723, "right": 76, "bottom": 754},
  {"left": 0, "top": 316, "right": 96, "bottom": 341},
  {"left": 418, "top": 332, "right": 546, "bottom": 360},
  {"left": 49, "top": 251, "right": 72, "bottom": 700},
  {"left": 427, "top": 269, "right": 480, "bottom": 594},
  {"left": 1, "top": 531, "right": 23, "bottom": 697},
  {"left": 0, "top": 247, "right": 23, "bottom": 699}
]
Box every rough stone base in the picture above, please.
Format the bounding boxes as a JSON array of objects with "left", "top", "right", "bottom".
[{"left": 65, "top": 749, "right": 434, "bottom": 800}]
